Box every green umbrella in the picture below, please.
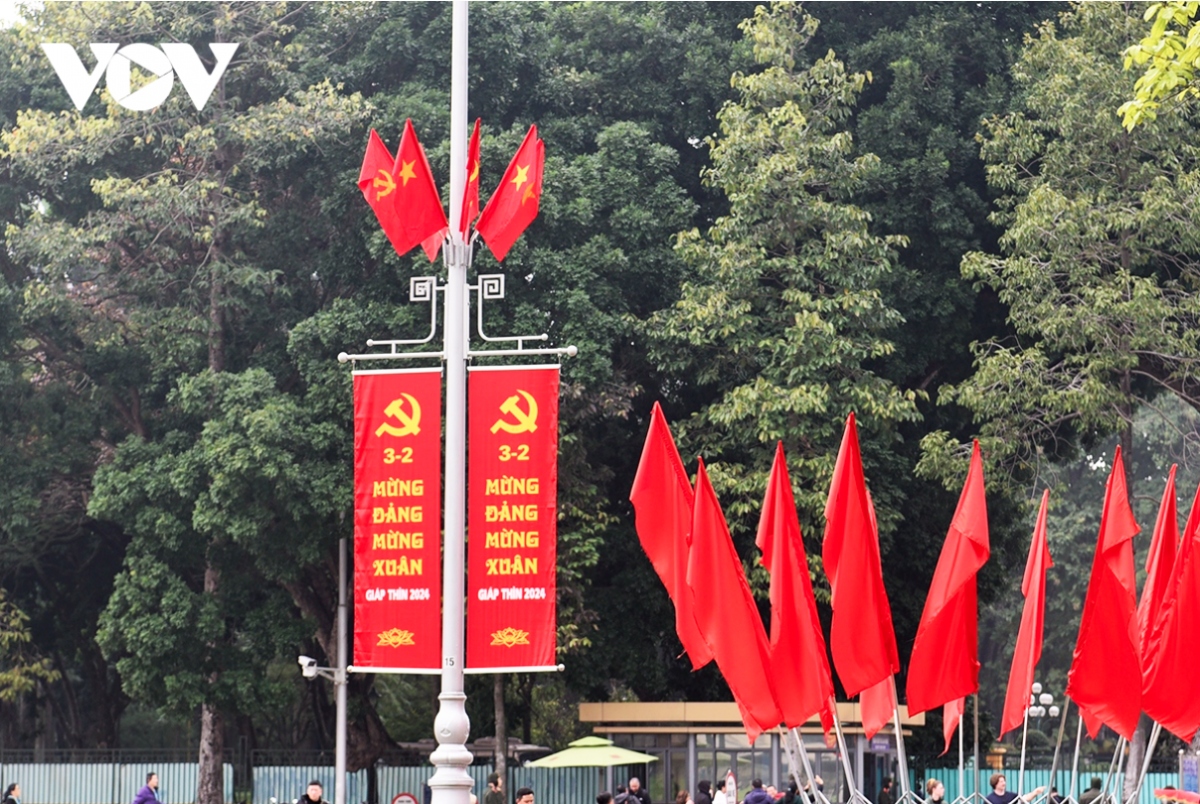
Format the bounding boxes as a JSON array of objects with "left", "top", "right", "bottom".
[{"left": 528, "top": 736, "right": 658, "bottom": 767}]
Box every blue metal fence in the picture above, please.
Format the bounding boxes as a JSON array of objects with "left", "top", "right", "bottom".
[
  {"left": 916, "top": 769, "right": 1178, "bottom": 804},
  {"left": 0, "top": 761, "right": 234, "bottom": 804}
]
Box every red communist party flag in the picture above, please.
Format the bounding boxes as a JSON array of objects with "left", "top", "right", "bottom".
[
  {"left": 687, "top": 458, "right": 781, "bottom": 740},
  {"left": 1138, "top": 466, "right": 1179, "bottom": 667},
  {"left": 822, "top": 413, "right": 901, "bottom": 700},
  {"left": 756, "top": 443, "right": 836, "bottom": 731},
  {"left": 907, "top": 441, "right": 991, "bottom": 716},
  {"left": 395, "top": 119, "right": 449, "bottom": 261},
  {"left": 1142, "top": 480, "right": 1200, "bottom": 741},
  {"left": 629, "top": 403, "right": 713, "bottom": 669},
  {"left": 459, "top": 118, "right": 482, "bottom": 237},
  {"left": 476, "top": 124, "right": 544, "bottom": 262},
  {"left": 860, "top": 678, "right": 896, "bottom": 741},
  {"left": 1000, "top": 489, "right": 1053, "bottom": 736},
  {"left": 1066, "top": 446, "right": 1141, "bottom": 741},
  {"left": 359, "top": 129, "right": 411, "bottom": 257}
]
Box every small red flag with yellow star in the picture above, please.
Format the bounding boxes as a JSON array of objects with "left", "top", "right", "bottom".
[
  {"left": 476, "top": 124, "right": 543, "bottom": 262},
  {"left": 359, "top": 120, "right": 447, "bottom": 262},
  {"left": 459, "top": 118, "right": 482, "bottom": 237}
]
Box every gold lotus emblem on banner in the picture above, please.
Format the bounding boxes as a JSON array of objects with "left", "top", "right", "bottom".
[
  {"left": 490, "top": 627, "right": 530, "bottom": 648},
  {"left": 378, "top": 628, "right": 415, "bottom": 648}
]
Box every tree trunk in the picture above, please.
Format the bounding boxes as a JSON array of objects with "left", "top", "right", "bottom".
[
  {"left": 494, "top": 674, "right": 508, "bottom": 785},
  {"left": 198, "top": 703, "right": 226, "bottom": 804},
  {"left": 1124, "top": 713, "right": 1152, "bottom": 801}
]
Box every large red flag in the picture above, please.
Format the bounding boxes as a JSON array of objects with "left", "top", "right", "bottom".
[
  {"left": 1000, "top": 489, "right": 1053, "bottom": 736},
  {"left": 629, "top": 403, "right": 713, "bottom": 669},
  {"left": 756, "top": 443, "right": 836, "bottom": 732},
  {"left": 822, "top": 413, "right": 900, "bottom": 740},
  {"left": 476, "top": 124, "right": 543, "bottom": 262},
  {"left": 459, "top": 118, "right": 482, "bottom": 237},
  {"left": 907, "top": 441, "right": 991, "bottom": 716},
  {"left": 860, "top": 678, "right": 896, "bottom": 741},
  {"left": 688, "top": 459, "right": 781, "bottom": 740},
  {"left": 1066, "top": 446, "right": 1141, "bottom": 741},
  {"left": 1138, "top": 466, "right": 1179, "bottom": 666},
  {"left": 1142, "top": 480, "right": 1200, "bottom": 741}
]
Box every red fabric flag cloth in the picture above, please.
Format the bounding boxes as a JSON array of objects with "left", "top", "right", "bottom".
[
  {"left": 357, "top": 122, "right": 448, "bottom": 262},
  {"left": 822, "top": 412, "right": 900, "bottom": 700},
  {"left": 1066, "top": 446, "right": 1142, "bottom": 741},
  {"left": 907, "top": 441, "right": 991, "bottom": 716},
  {"left": 942, "top": 697, "right": 964, "bottom": 757},
  {"left": 1142, "top": 480, "right": 1200, "bottom": 742},
  {"left": 1139, "top": 466, "right": 1179, "bottom": 666},
  {"left": 476, "top": 124, "right": 543, "bottom": 262},
  {"left": 459, "top": 118, "right": 482, "bottom": 237},
  {"left": 756, "top": 443, "right": 836, "bottom": 732},
  {"left": 687, "top": 458, "right": 782, "bottom": 740},
  {"left": 860, "top": 676, "right": 896, "bottom": 741},
  {"left": 1000, "top": 489, "right": 1053, "bottom": 737},
  {"left": 629, "top": 403, "right": 713, "bottom": 670}
]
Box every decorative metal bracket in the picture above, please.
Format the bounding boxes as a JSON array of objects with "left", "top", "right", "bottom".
[{"left": 338, "top": 272, "right": 577, "bottom": 364}]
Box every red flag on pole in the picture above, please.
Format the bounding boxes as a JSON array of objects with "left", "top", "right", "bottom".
[
  {"left": 907, "top": 441, "right": 991, "bottom": 716},
  {"left": 459, "top": 118, "right": 482, "bottom": 237},
  {"left": 629, "top": 403, "right": 713, "bottom": 669},
  {"left": 756, "top": 443, "right": 836, "bottom": 732},
  {"left": 357, "top": 122, "right": 448, "bottom": 262},
  {"left": 1066, "top": 446, "right": 1141, "bottom": 741},
  {"left": 822, "top": 413, "right": 900, "bottom": 699},
  {"left": 1138, "top": 466, "right": 1179, "bottom": 666},
  {"left": 943, "top": 697, "right": 964, "bottom": 757},
  {"left": 687, "top": 458, "right": 781, "bottom": 741},
  {"left": 860, "top": 677, "right": 896, "bottom": 741},
  {"left": 1142, "top": 480, "right": 1200, "bottom": 742},
  {"left": 476, "top": 124, "right": 544, "bottom": 262},
  {"left": 1000, "top": 489, "right": 1053, "bottom": 737}
]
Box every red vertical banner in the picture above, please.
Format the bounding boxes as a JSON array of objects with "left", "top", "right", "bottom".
[
  {"left": 353, "top": 368, "right": 442, "bottom": 670},
  {"left": 467, "top": 365, "right": 560, "bottom": 669}
]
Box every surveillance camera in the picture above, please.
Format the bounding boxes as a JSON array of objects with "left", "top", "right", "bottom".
[{"left": 298, "top": 655, "right": 316, "bottom": 668}]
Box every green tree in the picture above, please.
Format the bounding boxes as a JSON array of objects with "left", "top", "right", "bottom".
[
  {"left": 645, "top": 1, "right": 918, "bottom": 596},
  {"left": 1120, "top": 1, "right": 1200, "bottom": 129}
]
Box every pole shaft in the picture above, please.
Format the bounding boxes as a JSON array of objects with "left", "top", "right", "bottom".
[
  {"left": 429, "top": 4, "right": 474, "bottom": 804},
  {"left": 1069, "top": 714, "right": 1083, "bottom": 804},
  {"left": 336, "top": 537, "right": 348, "bottom": 804},
  {"left": 974, "top": 694, "right": 980, "bottom": 803},
  {"left": 831, "top": 697, "right": 863, "bottom": 803},
  {"left": 891, "top": 677, "right": 911, "bottom": 800},
  {"left": 1047, "top": 699, "right": 1070, "bottom": 804},
  {"left": 960, "top": 709, "right": 965, "bottom": 804},
  {"left": 1019, "top": 706, "right": 1030, "bottom": 797}
]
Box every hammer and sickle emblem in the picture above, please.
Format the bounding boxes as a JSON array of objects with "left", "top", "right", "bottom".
[
  {"left": 490, "top": 390, "right": 538, "bottom": 434},
  {"left": 373, "top": 168, "right": 396, "bottom": 199},
  {"left": 375, "top": 394, "right": 421, "bottom": 437}
]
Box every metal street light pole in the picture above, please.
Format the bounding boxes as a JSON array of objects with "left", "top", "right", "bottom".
[
  {"left": 336, "top": 536, "right": 348, "bottom": 804},
  {"left": 428, "top": 4, "right": 475, "bottom": 804}
]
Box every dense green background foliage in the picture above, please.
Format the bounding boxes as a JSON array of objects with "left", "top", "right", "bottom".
[{"left": 4, "top": 0, "right": 1198, "bottom": 783}]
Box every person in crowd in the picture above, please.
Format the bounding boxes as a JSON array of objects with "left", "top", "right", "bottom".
[
  {"left": 630, "top": 778, "right": 651, "bottom": 804},
  {"left": 134, "top": 774, "right": 160, "bottom": 804},
  {"left": 803, "top": 776, "right": 824, "bottom": 803},
  {"left": 514, "top": 787, "right": 534, "bottom": 804},
  {"left": 295, "top": 781, "right": 327, "bottom": 804},
  {"left": 745, "top": 779, "right": 773, "bottom": 804},
  {"left": 780, "top": 782, "right": 800, "bottom": 804},
  {"left": 926, "top": 779, "right": 946, "bottom": 804},
  {"left": 676, "top": 790, "right": 693, "bottom": 804},
  {"left": 485, "top": 774, "right": 505, "bottom": 804},
  {"left": 984, "top": 774, "right": 1043, "bottom": 804},
  {"left": 765, "top": 787, "right": 779, "bottom": 801},
  {"left": 878, "top": 778, "right": 894, "bottom": 804},
  {"left": 1079, "top": 778, "right": 1103, "bottom": 804},
  {"left": 598, "top": 794, "right": 614, "bottom": 804},
  {"left": 1049, "top": 786, "right": 1064, "bottom": 804},
  {"left": 3, "top": 783, "right": 20, "bottom": 804},
  {"left": 713, "top": 779, "right": 727, "bottom": 804},
  {"left": 697, "top": 781, "right": 713, "bottom": 804}
]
